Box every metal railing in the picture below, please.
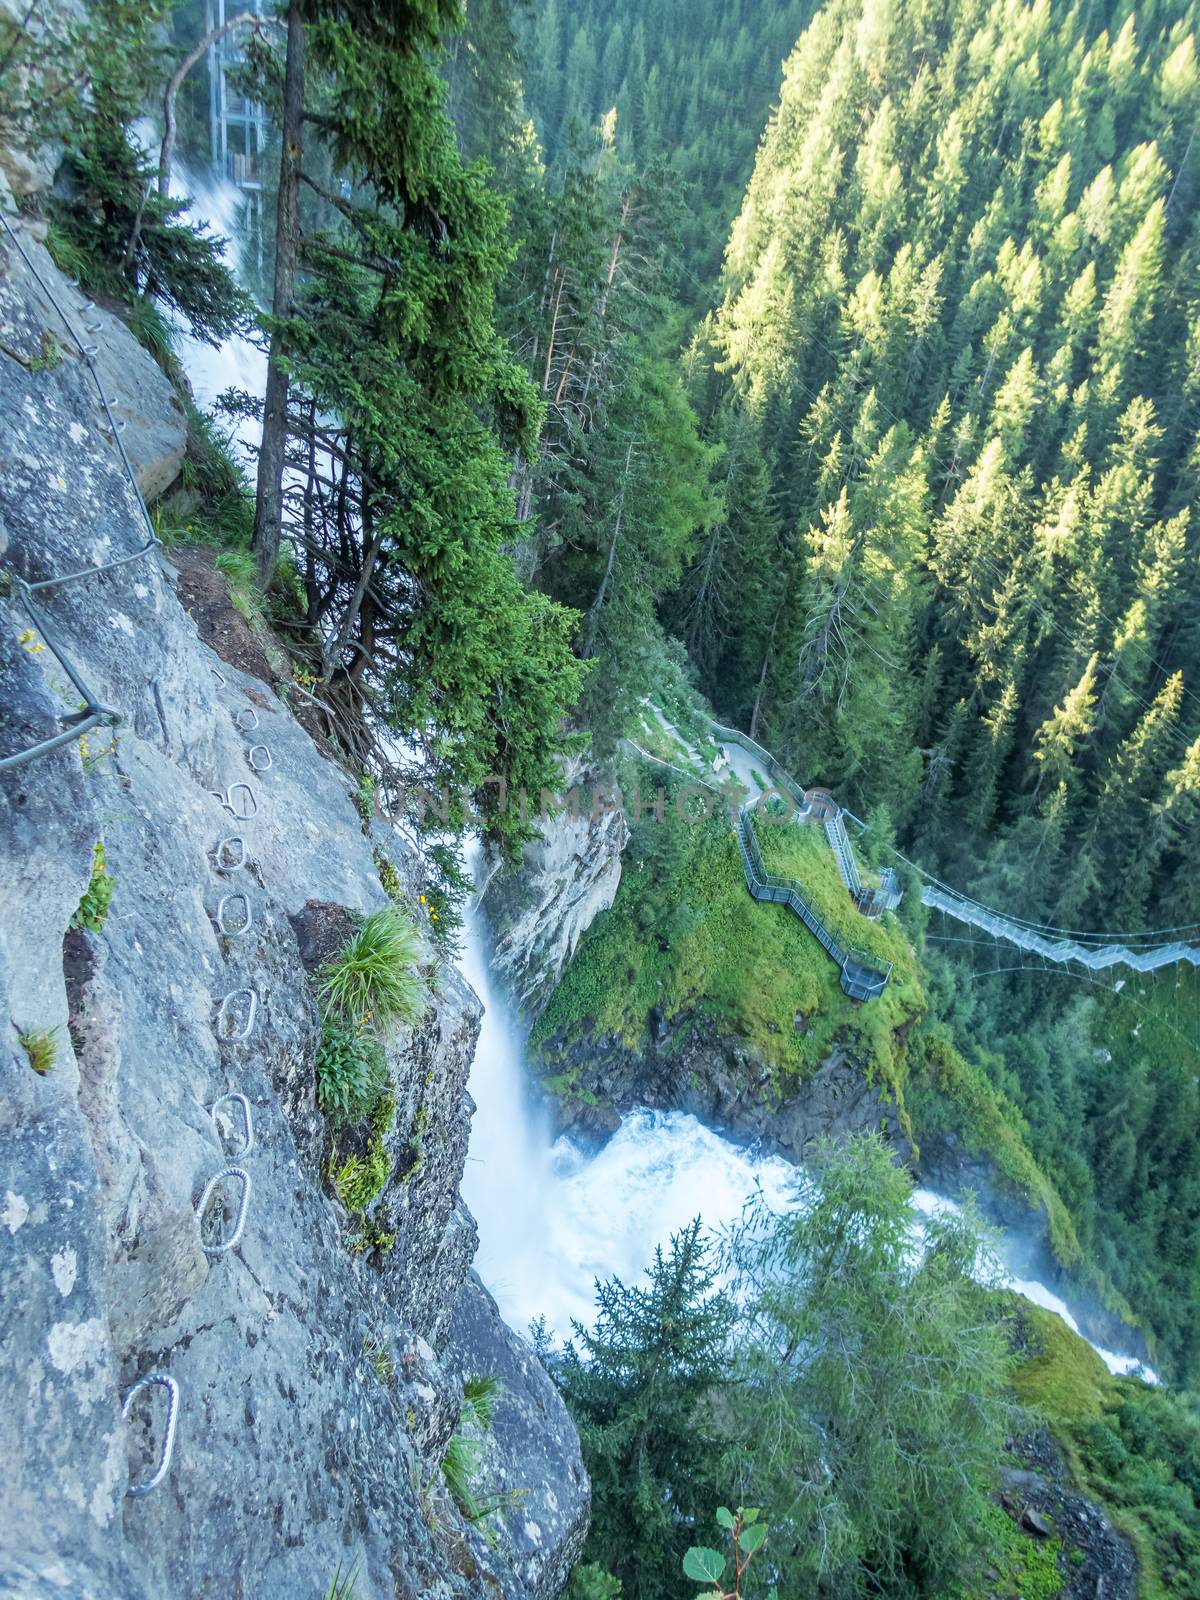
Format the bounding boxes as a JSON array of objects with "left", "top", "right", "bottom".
[
  {"left": 920, "top": 884, "right": 1200, "bottom": 974},
  {"left": 736, "top": 803, "right": 892, "bottom": 1001}
]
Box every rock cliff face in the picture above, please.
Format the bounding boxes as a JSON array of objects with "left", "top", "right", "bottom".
[
  {"left": 0, "top": 209, "right": 586, "bottom": 1598},
  {"left": 535, "top": 1008, "right": 902, "bottom": 1163},
  {"left": 480, "top": 755, "right": 628, "bottom": 1017}
]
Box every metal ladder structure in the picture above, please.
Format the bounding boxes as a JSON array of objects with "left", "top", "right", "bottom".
[
  {"left": 824, "top": 812, "right": 863, "bottom": 896},
  {"left": 206, "top": 0, "right": 268, "bottom": 248}
]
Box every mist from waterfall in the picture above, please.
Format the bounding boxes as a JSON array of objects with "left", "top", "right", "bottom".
[{"left": 169, "top": 164, "right": 268, "bottom": 466}]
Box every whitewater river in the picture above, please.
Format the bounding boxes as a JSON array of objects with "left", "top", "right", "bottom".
[{"left": 172, "top": 173, "right": 1155, "bottom": 1384}]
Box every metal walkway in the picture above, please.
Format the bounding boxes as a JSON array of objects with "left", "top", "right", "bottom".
[
  {"left": 734, "top": 802, "right": 892, "bottom": 1001},
  {"left": 920, "top": 885, "right": 1200, "bottom": 974}
]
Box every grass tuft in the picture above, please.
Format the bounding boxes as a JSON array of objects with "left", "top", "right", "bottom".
[
  {"left": 19, "top": 1025, "right": 61, "bottom": 1075},
  {"left": 320, "top": 907, "right": 427, "bottom": 1028}
]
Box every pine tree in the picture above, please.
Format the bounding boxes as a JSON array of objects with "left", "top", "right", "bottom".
[{"left": 551, "top": 1221, "right": 736, "bottom": 1600}]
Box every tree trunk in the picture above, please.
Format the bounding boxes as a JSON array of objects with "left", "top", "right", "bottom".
[
  {"left": 252, "top": 0, "right": 305, "bottom": 590},
  {"left": 749, "top": 602, "right": 783, "bottom": 743},
  {"left": 582, "top": 440, "right": 634, "bottom": 661}
]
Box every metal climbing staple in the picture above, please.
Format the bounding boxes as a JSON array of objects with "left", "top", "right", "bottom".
[
  {"left": 211, "top": 668, "right": 227, "bottom": 688},
  {"left": 209, "top": 1092, "right": 254, "bottom": 1159},
  {"left": 246, "top": 744, "right": 272, "bottom": 772},
  {"left": 234, "top": 707, "right": 259, "bottom": 731},
  {"left": 213, "top": 835, "right": 247, "bottom": 872},
  {"left": 214, "top": 891, "right": 253, "bottom": 938},
  {"left": 210, "top": 782, "right": 258, "bottom": 821},
  {"left": 214, "top": 987, "right": 258, "bottom": 1042},
  {"left": 121, "top": 1373, "right": 180, "bottom": 1497},
  {"left": 193, "top": 1166, "right": 253, "bottom": 1255}
]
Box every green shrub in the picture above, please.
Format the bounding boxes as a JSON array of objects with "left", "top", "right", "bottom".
[
  {"left": 70, "top": 842, "right": 114, "bottom": 933},
  {"left": 316, "top": 1016, "right": 387, "bottom": 1125},
  {"left": 330, "top": 1135, "right": 391, "bottom": 1213},
  {"left": 320, "top": 907, "right": 427, "bottom": 1027},
  {"left": 19, "top": 1026, "right": 60, "bottom": 1075},
  {"left": 567, "top": 1564, "right": 623, "bottom": 1600}
]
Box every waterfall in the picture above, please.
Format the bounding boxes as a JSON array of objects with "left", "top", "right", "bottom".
[
  {"left": 170, "top": 165, "right": 268, "bottom": 466},
  {"left": 455, "top": 854, "right": 1156, "bottom": 1378}
]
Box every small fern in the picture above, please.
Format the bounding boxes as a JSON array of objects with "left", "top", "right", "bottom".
[{"left": 70, "top": 842, "right": 114, "bottom": 933}]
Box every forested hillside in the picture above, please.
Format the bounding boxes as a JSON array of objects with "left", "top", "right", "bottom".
[
  {"left": 493, "top": 0, "right": 1200, "bottom": 1387},
  {"left": 516, "top": 0, "right": 812, "bottom": 289},
  {"left": 695, "top": 0, "right": 1200, "bottom": 939},
  {"left": 668, "top": 0, "right": 1200, "bottom": 1381}
]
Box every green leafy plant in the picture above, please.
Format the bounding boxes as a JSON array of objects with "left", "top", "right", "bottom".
[
  {"left": 375, "top": 852, "right": 403, "bottom": 903},
  {"left": 19, "top": 1026, "right": 61, "bottom": 1076},
  {"left": 319, "top": 907, "right": 427, "bottom": 1028},
  {"left": 353, "top": 772, "right": 376, "bottom": 825},
  {"left": 329, "top": 1135, "right": 391, "bottom": 1214},
  {"left": 567, "top": 1565, "right": 623, "bottom": 1600},
  {"left": 683, "top": 1508, "right": 772, "bottom": 1600},
  {"left": 368, "top": 1084, "right": 397, "bottom": 1137},
  {"left": 70, "top": 842, "right": 114, "bottom": 933},
  {"left": 316, "top": 1015, "right": 387, "bottom": 1125},
  {"left": 29, "top": 331, "right": 63, "bottom": 372},
  {"left": 347, "top": 1218, "right": 397, "bottom": 1256}
]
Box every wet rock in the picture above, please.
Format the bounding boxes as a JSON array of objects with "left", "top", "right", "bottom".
[{"left": 481, "top": 754, "right": 629, "bottom": 1015}]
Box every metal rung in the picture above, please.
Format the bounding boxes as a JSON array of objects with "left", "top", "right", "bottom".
[
  {"left": 234, "top": 707, "right": 259, "bottom": 731},
  {"left": 213, "top": 835, "right": 247, "bottom": 872},
  {"left": 209, "top": 1092, "right": 254, "bottom": 1159},
  {"left": 214, "top": 987, "right": 258, "bottom": 1042},
  {"left": 194, "top": 1166, "right": 252, "bottom": 1255},
  {"left": 214, "top": 891, "right": 253, "bottom": 938},
  {"left": 210, "top": 783, "right": 257, "bottom": 821},
  {"left": 122, "top": 1374, "right": 180, "bottom": 1497},
  {"left": 246, "top": 744, "right": 272, "bottom": 771}
]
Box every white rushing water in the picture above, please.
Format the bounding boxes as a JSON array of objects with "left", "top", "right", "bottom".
[
  {"left": 170, "top": 166, "right": 268, "bottom": 466},
  {"left": 167, "top": 167, "right": 1157, "bottom": 1387},
  {"left": 458, "top": 853, "right": 1157, "bottom": 1380}
]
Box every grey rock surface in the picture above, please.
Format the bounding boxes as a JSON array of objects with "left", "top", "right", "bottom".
[
  {"left": 447, "top": 1274, "right": 590, "bottom": 1600},
  {"left": 0, "top": 213, "right": 187, "bottom": 502},
  {"left": 0, "top": 214, "right": 584, "bottom": 1598},
  {"left": 481, "top": 754, "right": 629, "bottom": 1016}
]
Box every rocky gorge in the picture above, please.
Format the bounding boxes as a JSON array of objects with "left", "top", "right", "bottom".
[{"left": 0, "top": 188, "right": 588, "bottom": 1597}]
